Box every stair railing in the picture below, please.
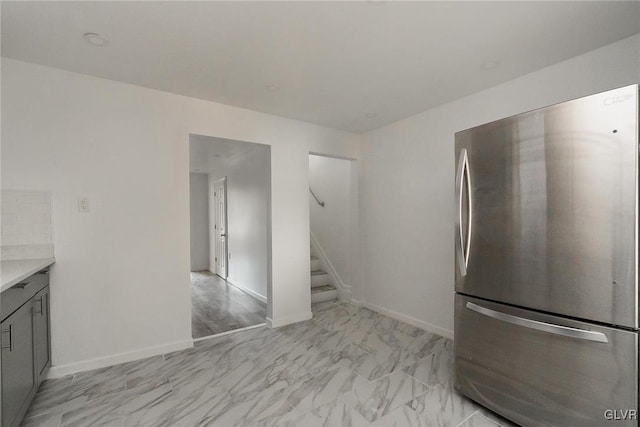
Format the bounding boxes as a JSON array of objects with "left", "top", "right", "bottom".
[{"left": 309, "top": 187, "right": 325, "bottom": 207}]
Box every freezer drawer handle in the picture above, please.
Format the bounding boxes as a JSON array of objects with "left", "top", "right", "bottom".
[
  {"left": 465, "top": 302, "right": 609, "bottom": 343},
  {"left": 456, "top": 149, "right": 472, "bottom": 276}
]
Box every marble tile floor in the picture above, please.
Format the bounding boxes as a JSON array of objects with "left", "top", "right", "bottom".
[
  {"left": 191, "top": 271, "right": 266, "bottom": 339},
  {"left": 21, "top": 300, "right": 517, "bottom": 427}
]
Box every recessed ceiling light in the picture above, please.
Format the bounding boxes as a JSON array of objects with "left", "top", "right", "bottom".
[
  {"left": 481, "top": 60, "right": 500, "bottom": 70},
  {"left": 83, "top": 33, "right": 108, "bottom": 47},
  {"left": 266, "top": 84, "right": 280, "bottom": 92},
  {"left": 365, "top": 112, "right": 377, "bottom": 118}
]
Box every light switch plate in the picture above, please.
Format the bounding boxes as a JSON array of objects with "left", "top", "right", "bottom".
[{"left": 78, "top": 197, "right": 90, "bottom": 213}]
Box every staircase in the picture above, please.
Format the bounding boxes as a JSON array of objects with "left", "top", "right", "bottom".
[{"left": 310, "top": 254, "right": 338, "bottom": 303}]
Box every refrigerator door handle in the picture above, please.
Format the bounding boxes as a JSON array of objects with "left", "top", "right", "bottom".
[
  {"left": 456, "top": 149, "right": 471, "bottom": 276},
  {"left": 465, "top": 302, "right": 609, "bottom": 343}
]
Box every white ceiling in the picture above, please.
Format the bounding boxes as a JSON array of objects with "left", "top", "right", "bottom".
[{"left": 3, "top": 1, "right": 639, "bottom": 133}]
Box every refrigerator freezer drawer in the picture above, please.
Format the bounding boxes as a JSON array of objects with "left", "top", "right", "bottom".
[{"left": 455, "top": 294, "right": 638, "bottom": 427}]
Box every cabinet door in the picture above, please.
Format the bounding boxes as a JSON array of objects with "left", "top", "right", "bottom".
[
  {"left": 1, "top": 303, "right": 35, "bottom": 427},
  {"left": 33, "top": 287, "right": 51, "bottom": 380}
]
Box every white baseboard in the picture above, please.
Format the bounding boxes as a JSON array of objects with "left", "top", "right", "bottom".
[
  {"left": 266, "top": 311, "right": 312, "bottom": 328},
  {"left": 339, "top": 287, "right": 352, "bottom": 301},
  {"left": 193, "top": 323, "right": 266, "bottom": 342},
  {"left": 226, "top": 279, "right": 267, "bottom": 304},
  {"left": 47, "top": 338, "right": 193, "bottom": 379},
  {"left": 351, "top": 299, "right": 454, "bottom": 340}
]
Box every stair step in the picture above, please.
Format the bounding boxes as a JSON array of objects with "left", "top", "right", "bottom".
[
  {"left": 311, "top": 284, "right": 336, "bottom": 293},
  {"left": 311, "top": 284, "right": 338, "bottom": 304},
  {"left": 311, "top": 270, "right": 330, "bottom": 287},
  {"left": 310, "top": 257, "right": 321, "bottom": 271}
]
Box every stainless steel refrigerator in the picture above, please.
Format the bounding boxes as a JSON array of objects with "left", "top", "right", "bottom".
[{"left": 454, "top": 85, "right": 639, "bottom": 427}]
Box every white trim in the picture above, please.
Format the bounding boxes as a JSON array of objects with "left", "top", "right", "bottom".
[
  {"left": 47, "top": 338, "right": 194, "bottom": 379},
  {"left": 193, "top": 323, "right": 266, "bottom": 342},
  {"left": 266, "top": 311, "right": 313, "bottom": 328},
  {"left": 213, "top": 176, "right": 228, "bottom": 279},
  {"left": 310, "top": 231, "right": 351, "bottom": 299},
  {"left": 351, "top": 299, "right": 454, "bottom": 340},
  {"left": 338, "top": 287, "right": 352, "bottom": 301},
  {"left": 226, "top": 279, "right": 267, "bottom": 303}
]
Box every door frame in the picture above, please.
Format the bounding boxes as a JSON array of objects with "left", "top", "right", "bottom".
[
  {"left": 213, "top": 176, "right": 228, "bottom": 279},
  {"left": 308, "top": 152, "right": 360, "bottom": 302}
]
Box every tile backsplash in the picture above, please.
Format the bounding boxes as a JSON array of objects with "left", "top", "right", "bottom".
[{"left": 1, "top": 190, "right": 55, "bottom": 260}]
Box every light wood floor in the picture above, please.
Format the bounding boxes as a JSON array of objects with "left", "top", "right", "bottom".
[{"left": 191, "top": 271, "right": 266, "bottom": 339}]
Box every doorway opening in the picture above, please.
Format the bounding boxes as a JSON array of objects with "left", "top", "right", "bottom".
[
  {"left": 308, "top": 153, "right": 358, "bottom": 307},
  {"left": 212, "top": 177, "right": 227, "bottom": 278},
  {"left": 189, "top": 134, "right": 271, "bottom": 339}
]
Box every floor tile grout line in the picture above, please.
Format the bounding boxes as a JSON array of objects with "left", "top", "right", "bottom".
[
  {"left": 478, "top": 411, "right": 514, "bottom": 427},
  {"left": 338, "top": 368, "right": 435, "bottom": 424},
  {"left": 454, "top": 409, "right": 481, "bottom": 427},
  {"left": 337, "top": 391, "right": 363, "bottom": 421}
]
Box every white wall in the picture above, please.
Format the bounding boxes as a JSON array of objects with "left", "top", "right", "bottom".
[
  {"left": 207, "top": 147, "right": 270, "bottom": 301},
  {"left": 189, "top": 173, "right": 209, "bottom": 271},
  {"left": 1, "top": 58, "right": 361, "bottom": 373},
  {"left": 358, "top": 34, "right": 640, "bottom": 338},
  {"left": 309, "top": 155, "right": 352, "bottom": 286}
]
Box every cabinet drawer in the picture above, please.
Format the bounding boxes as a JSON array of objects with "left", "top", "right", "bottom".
[
  {"left": 454, "top": 294, "right": 638, "bottom": 427},
  {"left": 1, "top": 270, "right": 49, "bottom": 321}
]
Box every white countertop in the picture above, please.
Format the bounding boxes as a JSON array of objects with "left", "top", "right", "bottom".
[{"left": 1, "top": 258, "right": 55, "bottom": 293}]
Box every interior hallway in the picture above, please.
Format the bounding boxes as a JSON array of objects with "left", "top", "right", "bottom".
[{"left": 191, "top": 271, "right": 266, "bottom": 338}]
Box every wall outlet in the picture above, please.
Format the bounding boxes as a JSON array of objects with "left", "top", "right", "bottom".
[{"left": 78, "top": 197, "right": 90, "bottom": 213}]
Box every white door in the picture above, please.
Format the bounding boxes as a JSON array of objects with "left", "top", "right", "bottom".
[{"left": 213, "top": 177, "right": 227, "bottom": 278}]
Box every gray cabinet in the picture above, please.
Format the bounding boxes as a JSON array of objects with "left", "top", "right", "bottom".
[
  {"left": 33, "top": 286, "right": 51, "bottom": 381},
  {"left": 1, "top": 269, "right": 51, "bottom": 427},
  {"left": 1, "top": 303, "right": 35, "bottom": 427}
]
